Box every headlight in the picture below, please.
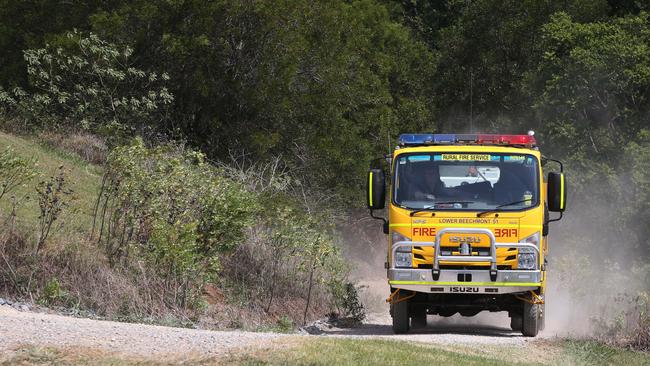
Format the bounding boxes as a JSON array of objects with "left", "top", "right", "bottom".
[
  {"left": 518, "top": 232, "right": 539, "bottom": 270},
  {"left": 517, "top": 248, "right": 536, "bottom": 269},
  {"left": 392, "top": 231, "right": 412, "bottom": 268},
  {"left": 394, "top": 252, "right": 412, "bottom": 268}
]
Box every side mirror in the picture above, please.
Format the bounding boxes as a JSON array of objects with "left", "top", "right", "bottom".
[
  {"left": 367, "top": 169, "right": 386, "bottom": 210},
  {"left": 547, "top": 172, "right": 566, "bottom": 212}
]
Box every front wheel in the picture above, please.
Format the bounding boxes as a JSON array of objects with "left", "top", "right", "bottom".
[
  {"left": 539, "top": 303, "right": 546, "bottom": 332},
  {"left": 391, "top": 300, "right": 410, "bottom": 334},
  {"left": 522, "top": 301, "right": 541, "bottom": 337}
]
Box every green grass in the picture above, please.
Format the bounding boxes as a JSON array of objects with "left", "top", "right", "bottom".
[
  {"left": 0, "top": 131, "right": 102, "bottom": 243},
  {"left": 229, "top": 338, "right": 650, "bottom": 366},
  {"left": 556, "top": 340, "right": 650, "bottom": 366},
  {"left": 230, "top": 338, "right": 540, "bottom": 366},
  {"left": 1, "top": 335, "right": 648, "bottom": 365}
]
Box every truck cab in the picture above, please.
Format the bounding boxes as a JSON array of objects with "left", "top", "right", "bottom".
[{"left": 367, "top": 133, "right": 566, "bottom": 337}]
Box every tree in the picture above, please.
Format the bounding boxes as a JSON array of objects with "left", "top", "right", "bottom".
[
  {"left": 530, "top": 12, "right": 650, "bottom": 259},
  {"left": 13, "top": 31, "right": 173, "bottom": 142}
]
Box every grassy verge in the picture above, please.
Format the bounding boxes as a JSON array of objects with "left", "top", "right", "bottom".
[
  {"left": 230, "top": 338, "right": 536, "bottom": 366},
  {"left": 229, "top": 337, "right": 650, "bottom": 366},
  {"left": 0, "top": 130, "right": 101, "bottom": 239},
  {"left": 2, "top": 338, "right": 649, "bottom": 365}
]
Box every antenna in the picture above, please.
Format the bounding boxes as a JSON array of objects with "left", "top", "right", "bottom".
[
  {"left": 470, "top": 67, "right": 474, "bottom": 133},
  {"left": 386, "top": 129, "right": 391, "bottom": 156}
]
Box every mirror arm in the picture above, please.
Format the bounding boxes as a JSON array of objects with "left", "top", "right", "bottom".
[
  {"left": 542, "top": 156, "right": 564, "bottom": 172},
  {"left": 370, "top": 154, "right": 392, "bottom": 169},
  {"left": 547, "top": 211, "right": 563, "bottom": 223},
  {"left": 369, "top": 209, "right": 389, "bottom": 234}
]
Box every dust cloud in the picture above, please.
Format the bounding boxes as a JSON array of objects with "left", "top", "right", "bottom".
[{"left": 543, "top": 208, "right": 647, "bottom": 337}]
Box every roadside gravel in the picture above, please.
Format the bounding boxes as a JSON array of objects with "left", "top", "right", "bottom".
[
  {"left": 0, "top": 303, "right": 538, "bottom": 362},
  {"left": 0, "top": 305, "right": 286, "bottom": 361}
]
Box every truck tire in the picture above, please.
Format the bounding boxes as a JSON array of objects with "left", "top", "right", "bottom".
[
  {"left": 510, "top": 315, "right": 522, "bottom": 331},
  {"left": 392, "top": 300, "right": 410, "bottom": 334},
  {"left": 411, "top": 305, "right": 427, "bottom": 329},
  {"left": 522, "top": 301, "right": 540, "bottom": 337},
  {"left": 539, "top": 303, "right": 546, "bottom": 332}
]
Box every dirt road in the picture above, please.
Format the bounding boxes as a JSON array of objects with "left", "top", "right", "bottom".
[
  {"left": 0, "top": 304, "right": 539, "bottom": 363},
  {"left": 0, "top": 305, "right": 285, "bottom": 362},
  {"left": 321, "top": 312, "right": 535, "bottom": 346}
]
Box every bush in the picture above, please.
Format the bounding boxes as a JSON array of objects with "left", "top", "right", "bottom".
[
  {"left": 0, "top": 147, "right": 36, "bottom": 202},
  {"left": 36, "top": 166, "right": 71, "bottom": 253},
  {"left": 332, "top": 283, "right": 366, "bottom": 324},
  {"left": 0, "top": 31, "right": 173, "bottom": 144},
  {"left": 93, "top": 138, "right": 258, "bottom": 308},
  {"left": 219, "top": 165, "right": 356, "bottom": 326}
]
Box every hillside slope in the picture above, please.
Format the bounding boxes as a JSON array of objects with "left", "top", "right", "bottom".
[{"left": 0, "top": 131, "right": 102, "bottom": 243}]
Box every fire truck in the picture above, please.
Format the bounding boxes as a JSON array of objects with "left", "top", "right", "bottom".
[{"left": 366, "top": 133, "right": 566, "bottom": 336}]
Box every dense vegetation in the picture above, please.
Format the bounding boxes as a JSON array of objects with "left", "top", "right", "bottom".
[{"left": 0, "top": 0, "right": 648, "bottom": 347}]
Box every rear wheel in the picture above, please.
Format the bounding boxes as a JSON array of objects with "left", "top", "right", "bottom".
[
  {"left": 391, "top": 300, "right": 410, "bottom": 334},
  {"left": 411, "top": 305, "right": 427, "bottom": 329},
  {"left": 522, "top": 301, "right": 541, "bottom": 337},
  {"left": 510, "top": 315, "right": 523, "bottom": 331}
]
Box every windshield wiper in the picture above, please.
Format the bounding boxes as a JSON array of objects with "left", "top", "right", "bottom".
[
  {"left": 409, "top": 201, "right": 475, "bottom": 216},
  {"left": 476, "top": 199, "right": 531, "bottom": 217}
]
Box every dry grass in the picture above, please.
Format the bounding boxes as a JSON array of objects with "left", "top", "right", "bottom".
[
  {"left": 217, "top": 232, "right": 335, "bottom": 329},
  {"left": 0, "top": 345, "right": 173, "bottom": 366},
  {"left": 38, "top": 131, "right": 108, "bottom": 165}
]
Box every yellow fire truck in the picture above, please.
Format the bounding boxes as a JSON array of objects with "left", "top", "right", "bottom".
[{"left": 366, "top": 133, "right": 566, "bottom": 337}]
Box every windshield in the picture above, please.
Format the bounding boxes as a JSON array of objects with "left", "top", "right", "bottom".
[{"left": 393, "top": 153, "right": 539, "bottom": 211}]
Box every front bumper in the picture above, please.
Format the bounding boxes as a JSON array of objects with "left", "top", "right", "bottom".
[
  {"left": 389, "top": 268, "right": 541, "bottom": 294},
  {"left": 390, "top": 227, "right": 541, "bottom": 294}
]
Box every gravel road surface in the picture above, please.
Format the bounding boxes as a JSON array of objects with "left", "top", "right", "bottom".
[
  {"left": 0, "top": 305, "right": 285, "bottom": 361},
  {"left": 0, "top": 304, "right": 536, "bottom": 361}
]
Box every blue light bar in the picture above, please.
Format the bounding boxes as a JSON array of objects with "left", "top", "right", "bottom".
[
  {"left": 398, "top": 134, "right": 435, "bottom": 145},
  {"left": 433, "top": 134, "right": 456, "bottom": 143},
  {"left": 399, "top": 134, "right": 456, "bottom": 146}
]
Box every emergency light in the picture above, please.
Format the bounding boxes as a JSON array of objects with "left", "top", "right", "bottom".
[{"left": 398, "top": 133, "right": 536, "bottom": 147}]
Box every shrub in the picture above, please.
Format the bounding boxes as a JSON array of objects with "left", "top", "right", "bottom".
[
  {"left": 93, "top": 138, "right": 258, "bottom": 308},
  {"left": 40, "top": 278, "right": 64, "bottom": 306},
  {"left": 331, "top": 283, "right": 366, "bottom": 324},
  {"left": 0, "top": 147, "right": 36, "bottom": 202},
  {"left": 36, "top": 166, "right": 71, "bottom": 253}
]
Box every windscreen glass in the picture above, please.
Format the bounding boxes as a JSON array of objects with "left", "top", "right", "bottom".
[{"left": 393, "top": 153, "right": 539, "bottom": 210}]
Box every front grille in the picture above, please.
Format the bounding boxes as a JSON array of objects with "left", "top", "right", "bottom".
[
  {"left": 439, "top": 246, "right": 490, "bottom": 257},
  {"left": 417, "top": 264, "right": 513, "bottom": 270},
  {"left": 412, "top": 244, "right": 517, "bottom": 270}
]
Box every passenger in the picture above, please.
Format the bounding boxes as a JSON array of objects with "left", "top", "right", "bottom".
[
  {"left": 411, "top": 165, "right": 457, "bottom": 201},
  {"left": 493, "top": 164, "right": 528, "bottom": 204}
]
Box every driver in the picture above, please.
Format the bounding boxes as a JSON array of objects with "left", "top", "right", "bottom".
[{"left": 412, "top": 165, "right": 447, "bottom": 200}]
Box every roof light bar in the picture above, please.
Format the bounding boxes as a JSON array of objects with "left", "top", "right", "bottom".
[{"left": 398, "top": 133, "right": 536, "bottom": 147}]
